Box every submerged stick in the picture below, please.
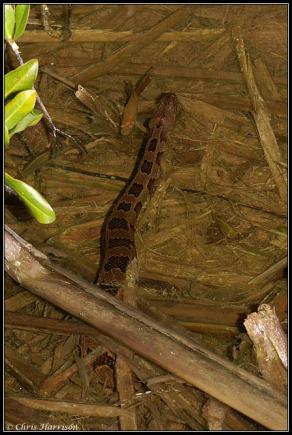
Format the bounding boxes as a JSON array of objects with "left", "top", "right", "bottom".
[
  {"left": 232, "top": 27, "right": 287, "bottom": 203},
  {"left": 72, "top": 7, "right": 192, "bottom": 83}
]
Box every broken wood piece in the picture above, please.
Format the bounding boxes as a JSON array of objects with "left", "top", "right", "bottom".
[
  {"left": 244, "top": 304, "right": 287, "bottom": 393},
  {"left": 120, "top": 68, "right": 152, "bottom": 136},
  {"left": 75, "top": 85, "right": 98, "bottom": 112},
  {"left": 120, "top": 86, "right": 140, "bottom": 136},
  {"left": 120, "top": 83, "right": 139, "bottom": 136}
]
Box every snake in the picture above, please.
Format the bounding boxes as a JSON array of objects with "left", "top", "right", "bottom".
[{"left": 96, "top": 93, "right": 180, "bottom": 296}]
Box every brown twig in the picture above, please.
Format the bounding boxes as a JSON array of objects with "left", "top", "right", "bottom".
[
  {"left": 71, "top": 7, "right": 193, "bottom": 83},
  {"left": 115, "top": 260, "right": 140, "bottom": 429},
  {"left": 248, "top": 256, "right": 287, "bottom": 285},
  {"left": 19, "top": 28, "right": 225, "bottom": 43},
  {"left": 42, "top": 62, "right": 287, "bottom": 87},
  {"left": 38, "top": 346, "right": 103, "bottom": 397},
  {"left": 7, "top": 395, "right": 131, "bottom": 418},
  {"left": 120, "top": 68, "right": 153, "bottom": 136},
  {"left": 232, "top": 27, "right": 287, "bottom": 203}
]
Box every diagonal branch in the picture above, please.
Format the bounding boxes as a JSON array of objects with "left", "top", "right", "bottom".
[
  {"left": 232, "top": 27, "right": 287, "bottom": 203},
  {"left": 71, "top": 7, "right": 193, "bottom": 83}
]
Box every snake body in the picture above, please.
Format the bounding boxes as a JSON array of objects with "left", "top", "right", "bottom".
[{"left": 96, "top": 93, "right": 180, "bottom": 295}]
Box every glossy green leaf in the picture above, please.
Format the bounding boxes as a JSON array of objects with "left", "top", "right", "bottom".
[
  {"left": 5, "top": 5, "right": 15, "bottom": 40},
  {"left": 5, "top": 125, "right": 10, "bottom": 148},
  {"left": 9, "top": 109, "right": 43, "bottom": 137},
  {"left": 5, "top": 90, "right": 37, "bottom": 130},
  {"left": 5, "top": 172, "right": 56, "bottom": 224},
  {"left": 14, "top": 4, "right": 30, "bottom": 40},
  {"left": 5, "top": 59, "right": 38, "bottom": 99}
]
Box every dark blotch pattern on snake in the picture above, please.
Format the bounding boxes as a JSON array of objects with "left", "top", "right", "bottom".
[{"left": 96, "top": 93, "right": 180, "bottom": 295}]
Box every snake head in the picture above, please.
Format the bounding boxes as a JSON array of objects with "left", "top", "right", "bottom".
[
  {"left": 160, "top": 92, "right": 181, "bottom": 114},
  {"left": 149, "top": 93, "right": 181, "bottom": 139}
]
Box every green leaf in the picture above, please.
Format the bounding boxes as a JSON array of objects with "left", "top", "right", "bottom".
[
  {"left": 5, "top": 5, "right": 15, "bottom": 40},
  {"left": 5, "top": 59, "right": 39, "bottom": 99},
  {"left": 5, "top": 125, "right": 10, "bottom": 148},
  {"left": 5, "top": 90, "right": 37, "bottom": 130},
  {"left": 9, "top": 109, "right": 43, "bottom": 137},
  {"left": 5, "top": 172, "right": 56, "bottom": 224},
  {"left": 14, "top": 4, "right": 30, "bottom": 40}
]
